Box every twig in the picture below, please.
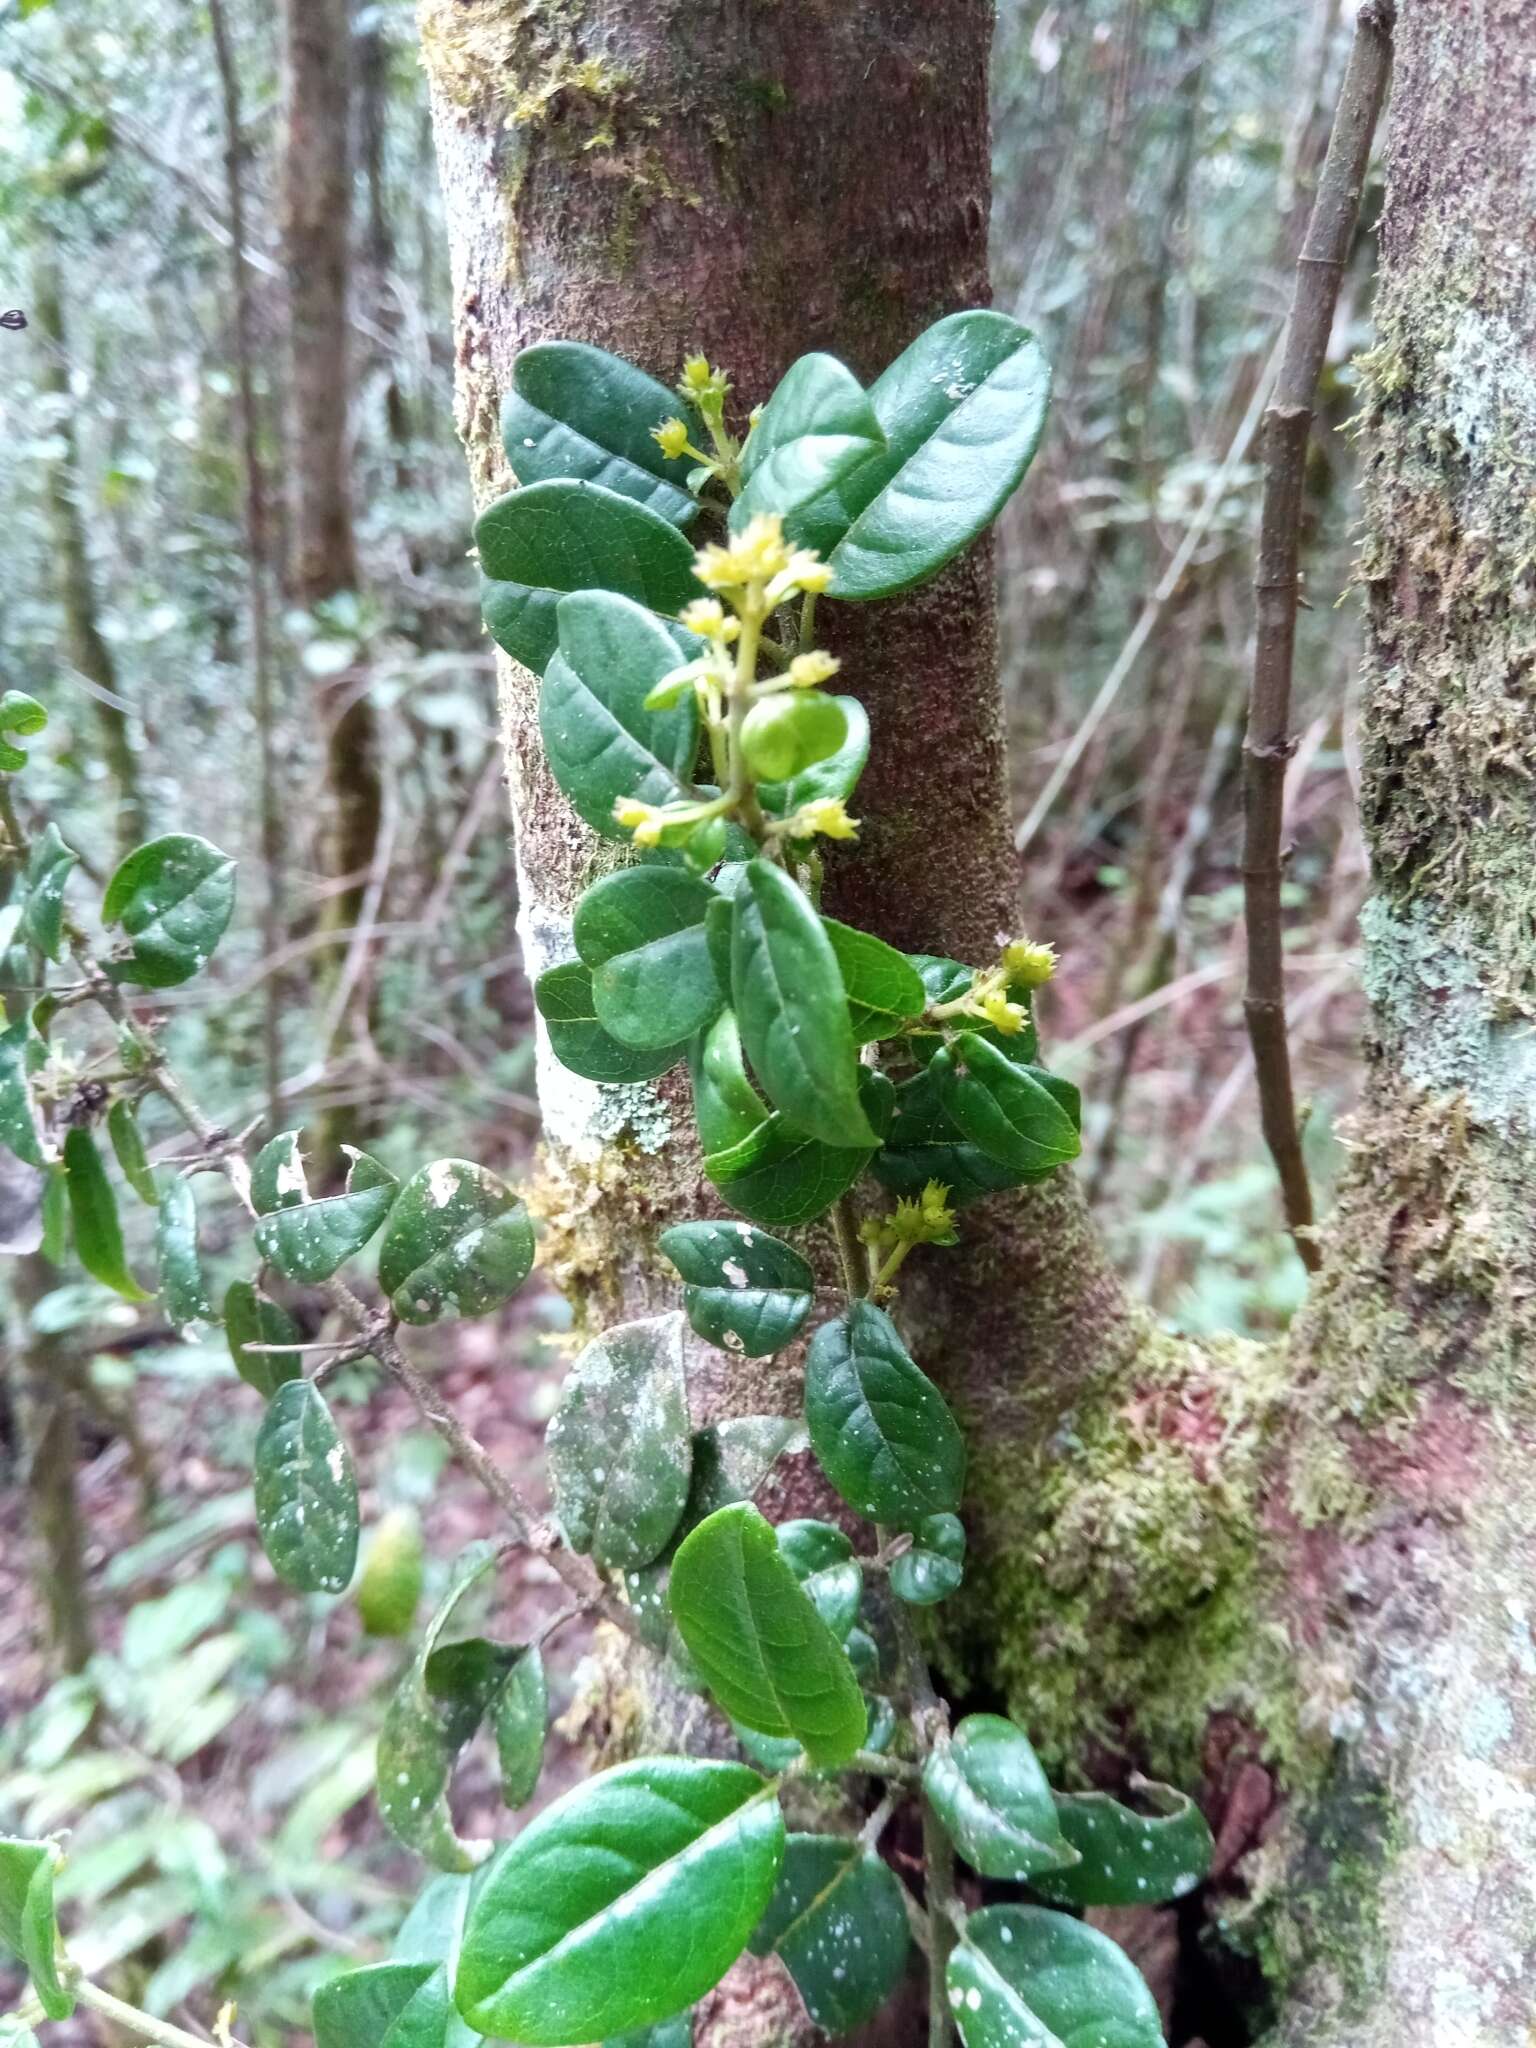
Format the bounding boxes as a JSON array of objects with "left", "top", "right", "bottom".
[
  {"left": 1242, "top": 0, "right": 1394, "bottom": 1273},
  {"left": 72, "top": 1978, "right": 249, "bottom": 2048}
]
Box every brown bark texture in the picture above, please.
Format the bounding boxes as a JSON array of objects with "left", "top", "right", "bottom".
[{"left": 422, "top": 2, "right": 1536, "bottom": 2043}]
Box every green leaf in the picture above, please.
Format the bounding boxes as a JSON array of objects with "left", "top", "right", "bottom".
[
  {"left": 804, "top": 311, "right": 1051, "bottom": 600},
  {"left": 478, "top": 481, "right": 701, "bottom": 676},
  {"left": 377, "top": 1547, "right": 509, "bottom": 1871},
  {"left": 574, "top": 867, "right": 722, "bottom": 1050},
  {"left": 890, "top": 1511, "right": 965, "bottom": 1606},
  {"left": 940, "top": 1035, "right": 1081, "bottom": 1175},
  {"left": 454, "top": 1757, "right": 784, "bottom": 2044},
  {"left": 107, "top": 1099, "right": 156, "bottom": 1204},
  {"left": 315, "top": 1962, "right": 451, "bottom": 2048},
  {"left": 493, "top": 1647, "right": 548, "bottom": 1809},
  {"left": 1029, "top": 1780, "right": 1213, "bottom": 1909},
  {"left": 823, "top": 917, "right": 926, "bottom": 1043},
  {"left": 224, "top": 1280, "right": 302, "bottom": 1396},
  {"left": 739, "top": 692, "right": 848, "bottom": 784},
  {"left": 251, "top": 1134, "right": 399, "bottom": 1283},
  {"left": 536, "top": 961, "right": 690, "bottom": 1084},
  {"left": 758, "top": 696, "right": 869, "bottom": 819},
  {"left": 604, "top": 2022, "right": 691, "bottom": 2048},
  {"left": 730, "top": 859, "right": 873, "bottom": 1147},
  {"left": 0, "top": 1017, "right": 45, "bottom": 1168},
  {"left": 377, "top": 1160, "right": 535, "bottom": 1324},
  {"left": 803, "top": 1301, "right": 964, "bottom": 1528},
  {"left": 253, "top": 1378, "right": 360, "bottom": 1594},
  {"left": 689, "top": 1007, "right": 769, "bottom": 1155},
  {"left": 358, "top": 1508, "right": 426, "bottom": 1638},
  {"left": 39, "top": 1166, "right": 69, "bottom": 1265},
  {"left": 923, "top": 1716, "right": 1075, "bottom": 1882},
  {"left": 62, "top": 1127, "right": 150, "bottom": 1301},
  {"left": 657, "top": 1219, "right": 814, "bottom": 1358},
  {"left": 504, "top": 342, "right": 697, "bottom": 526},
  {"left": 0, "top": 1838, "right": 73, "bottom": 2021},
  {"left": 546, "top": 1313, "right": 692, "bottom": 1571},
  {"left": 0, "top": 691, "right": 47, "bottom": 773},
  {"left": 776, "top": 1519, "right": 862, "bottom": 1638},
  {"left": 706, "top": 1069, "right": 893, "bottom": 1230},
  {"left": 734, "top": 353, "right": 885, "bottom": 535},
  {"left": 154, "top": 1173, "right": 214, "bottom": 1331},
  {"left": 874, "top": 1058, "right": 1034, "bottom": 1209},
  {"left": 102, "top": 833, "right": 236, "bottom": 988},
  {"left": 748, "top": 1833, "right": 909, "bottom": 2035},
  {"left": 19, "top": 824, "right": 77, "bottom": 962},
  {"left": 947, "top": 1905, "right": 1166, "bottom": 2048},
  {"left": 669, "top": 1503, "right": 866, "bottom": 1767},
  {"left": 542, "top": 592, "right": 701, "bottom": 835}
]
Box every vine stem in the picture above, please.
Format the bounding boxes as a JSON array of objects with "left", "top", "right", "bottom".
[
  {"left": 1242, "top": 0, "right": 1394, "bottom": 1272},
  {"left": 72, "top": 1976, "right": 247, "bottom": 2048},
  {"left": 832, "top": 1192, "right": 870, "bottom": 1298}
]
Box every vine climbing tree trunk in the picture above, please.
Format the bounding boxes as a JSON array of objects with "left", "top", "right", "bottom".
[{"left": 423, "top": 2, "right": 1536, "bottom": 2043}]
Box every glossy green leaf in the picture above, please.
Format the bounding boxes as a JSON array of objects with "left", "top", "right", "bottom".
[
  {"left": 546, "top": 1312, "right": 692, "bottom": 1571},
  {"left": 0, "top": 1838, "right": 72, "bottom": 2020},
  {"left": 804, "top": 1301, "right": 964, "bottom": 1528},
  {"left": 315, "top": 1961, "right": 451, "bottom": 2048},
  {"left": 477, "top": 481, "right": 701, "bottom": 676},
  {"left": 536, "top": 961, "right": 690, "bottom": 1084},
  {"left": 0, "top": 690, "right": 47, "bottom": 773},
  {"left": 493, "top": 1647, "right": 548, "bottom": 1809},
  {"left": 102, "top": 833, "right": 236, "bottom": 988},
  {"left": 669, "top": 1503, "right": 866, "bottom": 1766},
  {"left": 454, "top": 1757, "right": 784, "bottom": 2044},
  {"left": 224, "top": 1280, "right": 302, "bottom": 1397},
  {"left": 776, "top": 1519, "right": 862, "bottom": 1638},
  {"left": 541, "top": 591, "right": 701, "bottom": 834},
  {"left": 253, "top": 1378, "right": 360, "bottom": 1595},
  {"left": 734, "top": 353, "right": 885, "bottom": 534},
  {"left": 947, "top": 1905, "right": 1166, "bottom": 2048},
  {"left": 503, "top": 342, "right": 697, "bottom": 525},
  {"left": 378, "top": 1546, "right": 505, "bottom": 1871},
  {"left": 251, "top": 1135, "right": 399, "bottom": 1283},
  {"left": 890, "top": 1511, "right": 966, "bottom": 1606},
  {"left": 574, "top": 867, "right": 722, "bottom": 1050},
  {"left": 657, "top": 1219, "right": 814, "bottom": 1358},
  {"left": 107, "top": 1099, "right": 156, "bottom": 1204},
  {"left": 730, "top": 859, "right": 873, "bottom": 1147},
  {"left": 377, "top": 1159, "right": 535, "bottom": 1325},
  {"left": 940, "top": 1035, "right": 1081, "bottom": 1175},
  {"left": 874, "top": 1057, "right": 1035, "bottom": 1209},
  {"left": 748, "top": 1832, "right": 909, "bottom": 2035},
  {"left": 62, "top": 1127, "right": 150, "bottom": 1301},
  {"left": 689, "top": 1008, "right": 770, "bottom": 1156},
  {"left": 823, "top": 917, "right": 926, "bottom": 1043},
  {"left": 19, "top": 824, "right": 77, "bottom": 962},
  {"left": 155, "top": 1173, "right": 214, "bottom": 1331},
  {"left": 1030, "top": 1780, "right": 1213, "bottom": 1909},
  {"left": 758, "top": 695, "right": 869, "bottom": 819},
  {"left": 707, "top": 1070, "right": 893, "bottom": 1230},
  {"left": 923, "top": 1716, "right": 1075, "bottom": 1882},
  {"left": 800, "top": 311, "right": 1051, "bottom": 600},
  {"left": 0, "top": 1017, "right": 45, "bottom": 1168}
]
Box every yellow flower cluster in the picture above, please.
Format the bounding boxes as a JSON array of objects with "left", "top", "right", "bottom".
[
  {"left": 1002, "top": 938, "right": 1058, "bottom": 988},
  {"left": 860, "top": 1180, "right": 958, "bottom": 1254},
  {"left": 779, "top": 797, "right": 859, "bottom": 844},
  {"left": 693, "top": 514, "right": 833, "bottom": 611}
]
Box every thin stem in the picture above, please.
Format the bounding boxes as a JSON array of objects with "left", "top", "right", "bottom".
[
  {"left": 798, "top": 590, "right": 818, "bottom": 653},
  {"left": 1242, "top": 0, "right": 1394, "bottom": 1274},
  {"left": 832, "top": 1193, "right": 870, "bottom": 1298},
  {"left": 73, "top": 1977, "right": 248, "bottom": 2048},
  {"left": 859, "top": 1786, "right": 903, "bottom": 1850}
]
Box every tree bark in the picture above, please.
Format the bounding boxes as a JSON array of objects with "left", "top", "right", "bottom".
[{"left": 423, "top": 3, "right": 1536, "bottom": 2042}]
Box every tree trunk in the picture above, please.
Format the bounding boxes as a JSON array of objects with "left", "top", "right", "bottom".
[
  {"left": 281, "top": 0, "right": 384, "bottom": 1164},
  {"left": 31, "top": 245, "right": 145, "bottom": 859},
  {"left": 423, "top": 2, "right": 1536, "bottom": 2042}
]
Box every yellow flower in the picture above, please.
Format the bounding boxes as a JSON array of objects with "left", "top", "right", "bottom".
[
  {"left": 678, "top": 354, "right": 730, "bottom": 413},
  {"left": 979, "top": 990, "right": 1030, "bottom": 1036},
  {"left": 612, "top": 797, "right": 664, "bottom": 846},
  {"left": 1002, "top": 938, "right": 1058, "bottom": 988},
  {"left": 679, "top": 598, "right": 739, "bottom": 643},
  {"left": 693, "top": 512, "right": 795, "bottom": 593},
  {"left": 652, "top": 416, "right": 692, "bottom": 460},
  {"left": 680, "top": 354, "right": 715, "bottom": 393},
  {"left": 787, "top": 650, "right": 841, "bottom": 688},
  {"left": 788, "top": 797, "right": 859, "bottom": 842}
]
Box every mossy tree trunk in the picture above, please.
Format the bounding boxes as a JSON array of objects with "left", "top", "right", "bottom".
[{"left": 423, "top": 2, "right": 1536, "bottom": 2042}]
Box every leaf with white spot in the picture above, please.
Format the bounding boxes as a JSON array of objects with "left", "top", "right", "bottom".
[
  {"left": 253, "top": 1378, "right": 359, "bottom": 1594},
  {"left": 748, "top": 1832, "right": 909, "bottom": 2035},
  {"left": 946, "top": 1905, "right": 1166, "bottom": 2048},
  {"left": 546, "top": 1313, "right": 693, "bottom": 1572},
  {"left": 377, "top": 1159, "right": 535, "bottom": 1325}
]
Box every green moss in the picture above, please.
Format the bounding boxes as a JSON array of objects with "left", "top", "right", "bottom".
[{"left": 944, "top": 1324, "right": 1305, "bottom": 1784}]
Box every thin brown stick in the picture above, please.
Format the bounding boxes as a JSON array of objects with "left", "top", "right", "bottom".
[{"left": 1243, "top": 0, "right": 1394, "bottom": 1274}]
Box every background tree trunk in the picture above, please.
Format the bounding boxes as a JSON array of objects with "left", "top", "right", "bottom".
[{"left": 281, "top": 0, "right": 383, "bottom": 1162}]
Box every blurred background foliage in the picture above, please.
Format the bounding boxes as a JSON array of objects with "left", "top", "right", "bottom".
[{"left": 0, "top": 0, "right": 1371, "bottom": 2036}]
